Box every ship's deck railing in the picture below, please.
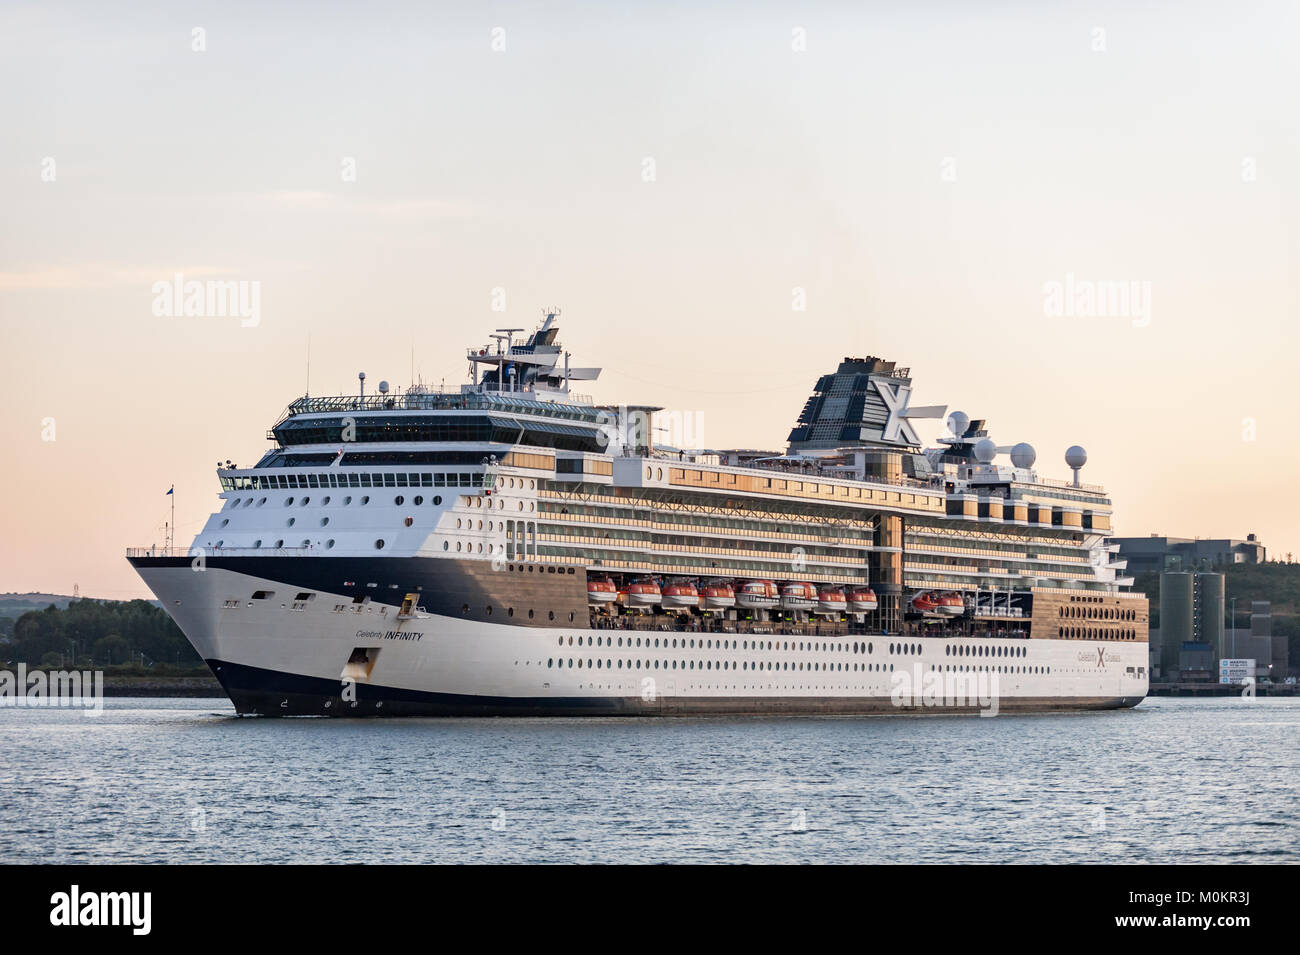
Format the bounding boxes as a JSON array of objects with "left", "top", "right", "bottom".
[
  {"left": 273, "top": 389, "right": 601, "bottom": 427},
  {"left": 1033, "top": 476, "right": 1107, "bottom": 493},
  {"left": 126, "top": 546, "right": 313, "bottom": 558}
]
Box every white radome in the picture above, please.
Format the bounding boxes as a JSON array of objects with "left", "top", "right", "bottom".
[
  {"left": 1010, "top": 442, "right": 1037, "bottom": 469},
  {"left": 947, "top": 410, "right": 970, "bottom": 438},
  {"left": 1066, "top": 445, "right": 1088, "bottom": 469},
  {"left": 974, "top": 438, "right": 997, "bottom": 463}
]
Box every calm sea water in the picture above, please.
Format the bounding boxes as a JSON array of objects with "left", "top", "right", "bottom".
[{"left": 1, "top": 697, "right": 1295, "bottom": 864}]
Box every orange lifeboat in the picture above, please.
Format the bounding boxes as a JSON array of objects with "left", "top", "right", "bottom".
[
  {"left": 911, "top": 592, "right": 942, "bottom": 615},
  {"left": 587, "top": 576, "right": 617, "bottom": 606},
  {"left": 781, "top": 581, "right": 817, "bottom": 612},
  {"left": 736, "top": 579, "right": 780, "bottom": 610},
  {"left": 937, "top": 592, "right": 965, "bottom": 616},
  {"left": 661, "top": 578, "right": 699, "bottom": 612},
  {"left": 816, "top": 586, "right": 847, "bottom": 616},
  {"left": 701, "top": 579, "right": 736, "bottom": 611},
  {"left": 623, "top": 577, "right": 662, "bottom": 610},
  {"left": 847, "top": 587, "right": 878, "bottom": 612}
]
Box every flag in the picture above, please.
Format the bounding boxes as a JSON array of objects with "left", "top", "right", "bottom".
[{"left": 166, "top": 486, "right": 174, "bottom": 495}]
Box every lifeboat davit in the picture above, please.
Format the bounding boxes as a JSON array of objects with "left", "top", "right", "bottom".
[
  {"left": 816, "top": 586, "right": 847, "bottom": 616},
  {"left": 623, "top": 577, "right": 662, "bottom": 610},
  {"left": 587, "top": 576, "right": 617, "bottom": 605},
  {"left": 781, "top": 581, "right": 817, "bottom": 612},
  {"left": 661, "top": 578, "right": 699, "bottom": 612},
  {"left": 847, "top": 587, "right": 878, "bottom": 612},
  {"left": 937, "top": 592, "right": 965, "bottom": 616},
  {"left": 701, "top": 579, "right": 736, "bottom": 611},
  {"left": 736, "top": 579, "right": 780, "bottom": 610}
]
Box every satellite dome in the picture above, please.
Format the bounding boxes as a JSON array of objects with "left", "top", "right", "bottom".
[
  {"left": 378, "top": 380, "right": 390, "bottom": 394},
  {"left": 1010, "top": 442, "right": 1037, "bottom": 469},
  {"left": 973, "top": 438, "right": 997, "bottom": 464},
  {"left": 947, "top": 410, "right": 970, "bottom": 438},
  {"left": 1065, "top": 445, "right": 1088, "bottom": 469}
]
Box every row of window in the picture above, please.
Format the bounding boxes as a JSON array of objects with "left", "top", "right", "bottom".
[
  {"left": 542, "top": 657, "right": 1053, "bottom": 676},
  {"left": 226, "top": 493, "right": 446, "bottom": 510},
  {"left": 222, "top": 471, "right": 490, "bottom": 492},
  {"left": 1059, "top": 604, "right": 1137, "bottom": 621},
  {"left": 1058, "top": 627, "right": 1139, "bottom": 641}
]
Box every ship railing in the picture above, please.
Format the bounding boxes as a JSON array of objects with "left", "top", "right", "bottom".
[
  {"left": 126, "top": 546, "right": 314, "bottom": 558},
  {"left": 1034, "top": 476, "right": 1107, "bottom": 493}
]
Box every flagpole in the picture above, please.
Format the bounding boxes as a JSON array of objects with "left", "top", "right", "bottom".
[{"left": 170, "top": 484, "right": 175, "bottom": 552}]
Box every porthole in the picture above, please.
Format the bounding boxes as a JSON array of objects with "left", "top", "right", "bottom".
[
  {"left": 375, "top": 539, "right": 385, "bottom": 550},
  {"left": 253, "top": 539, "right": 262, "bottom": 548},
  {"left": 477, "top": 520, "right": 483, "bottom": 530},
  {"left": 220, "top": 519, "right": 229, "bottom": 527},
  {"left": 486, "top": 606, "right": 493, "bottom": 616},
  {"left": 433, "top": 495, "right": 442, "bottom": 505},
  {"left": 404, "top": 517, "right": 414, "bottom": 527},
  {"left": 322, "top": 496, "right": 330, "bottom": 505},
  {"left": 456, "top": 542, "right": 462, "bottom": 552},
  {"left": 320, "top": 517, "right": 329, "bottom": 527},
  {"left": 326, "top": 539, "right": 335, "bottom": 549},
  {"left": 508, "top": 607, "right": 514, "bottom": 617},
  {"left": 344, "top": 496, "right": 352, "bottom": 505},
  {"left": 300, "top": 539, "right": 309, "bottom": 547},
  {"left": 395, "top": 495, "right": 404, "bottom": 505},
  {"left": 361, "top": 496, "right": 369, "bottom": 505},
  {"left": 301, "top": 496, "right": 310, "bottom": 505},
  {"left": 287, "top": 517, "right": 296, "bottom": 527},
  {"left": 457, "top": 518, "right": 464, "bottom": 529},
  {"left": 216, "top": 540, "right": 224, "bottom": 547},
  {"left": 285, "top": 497, "right": 295, "bottom": 506},
  {"left": 414, "top": 496, "right": 423, "bottom": 505},
  {"left": 257, "top": 497, "right": 267, "bottom": 506},
  {"left": 275, "top": 539, "right": 284, "bottom": 548},
  {"left": 443, "top": 541, "right": 449, "bottom": 551}
]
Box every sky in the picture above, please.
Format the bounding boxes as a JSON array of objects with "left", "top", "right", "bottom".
[{"left": 2, "top": 0, "right": 1298, "bottom": 599}]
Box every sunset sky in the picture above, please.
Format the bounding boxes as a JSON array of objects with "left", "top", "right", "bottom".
[{"left": 2, "top": 0, "right": 1298, "bottom": 599}]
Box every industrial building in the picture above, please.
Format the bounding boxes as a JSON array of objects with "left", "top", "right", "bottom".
[{"left": 1112, "top": 534, "right": 1266, "bottom": 576}]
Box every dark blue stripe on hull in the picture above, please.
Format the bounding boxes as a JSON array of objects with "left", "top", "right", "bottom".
[{"left": 208, "top": 659, "right": 1144, "bottom": 717}]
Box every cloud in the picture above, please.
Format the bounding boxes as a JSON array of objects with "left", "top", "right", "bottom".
[
  {"left": 0, "top": 265, "right": 232, "bottom": 291},
  {"left": 258, "top": 192, "right": 471, "bottom": 218}
]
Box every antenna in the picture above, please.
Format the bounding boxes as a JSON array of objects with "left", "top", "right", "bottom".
[
  {"left": 359, "top": 371, "right": 366, "bottom": 399},
  {"left": 495, "top": 328, "right": 524, "bottom": 351},
  {"left": 306, "top": 333, "right": 311, "bottom": 396}
]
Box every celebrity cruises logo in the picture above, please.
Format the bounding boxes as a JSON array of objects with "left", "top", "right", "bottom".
[
  {"left": 49, "top": 886, "right": 151, "bottom": 935},
  {"left": 890, "top": 664, "right": 1000, "bottom": 716},
  {"left": 0, "top": 665, "right": 103, "bottom": 717}
]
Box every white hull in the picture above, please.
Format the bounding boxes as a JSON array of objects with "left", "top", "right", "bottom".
[{"left": 133, "top": 563, "right": 1149, "bottom": 716}]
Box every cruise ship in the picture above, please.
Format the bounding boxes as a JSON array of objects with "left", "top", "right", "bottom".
[{"left": 128, "top": 312, "right": 1149, "bottom": 716}]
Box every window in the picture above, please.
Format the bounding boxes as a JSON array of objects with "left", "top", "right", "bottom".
[{"left": 375, "top": 539, "right": 385, "bottom": 550}]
